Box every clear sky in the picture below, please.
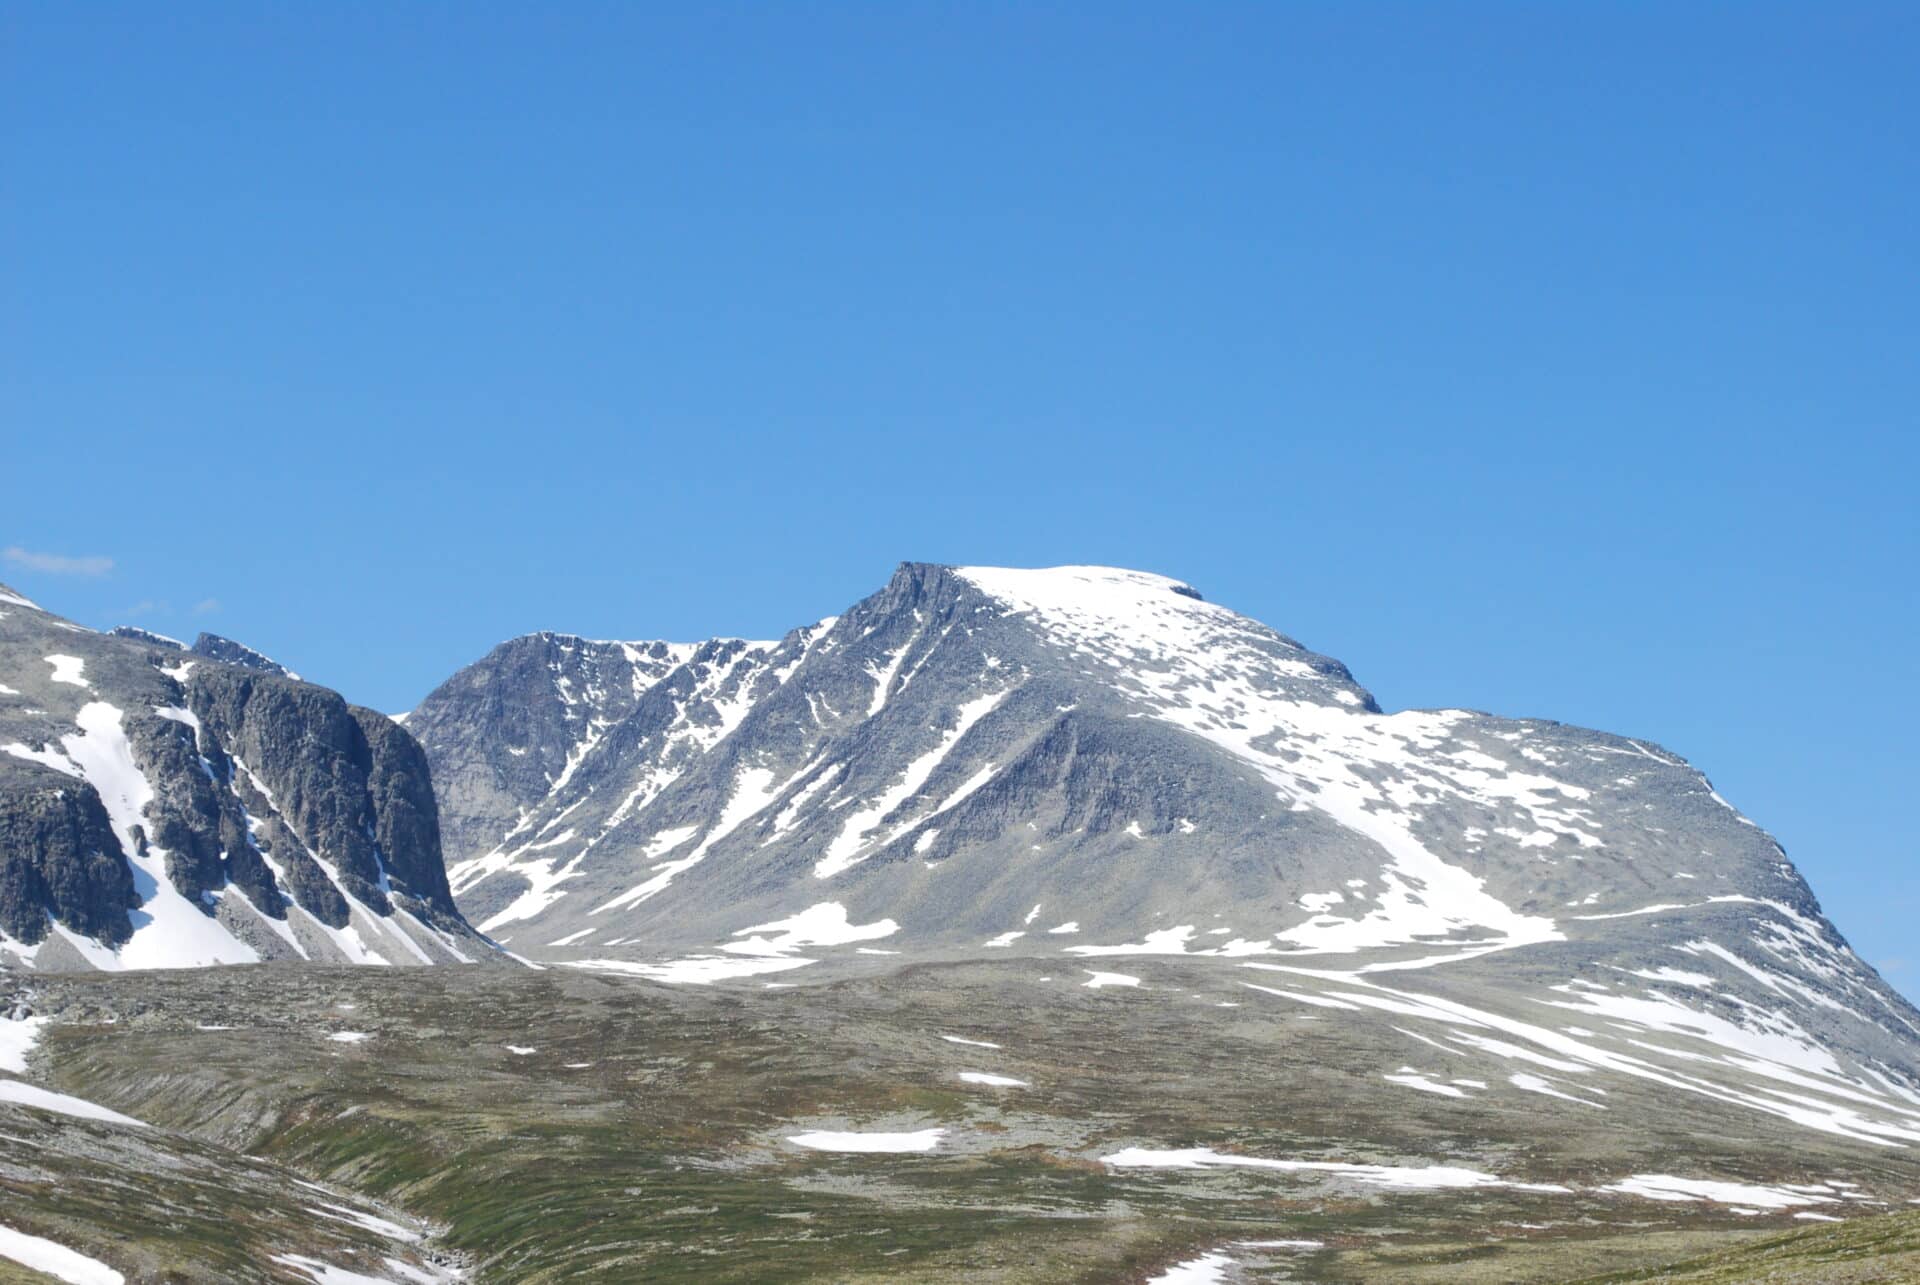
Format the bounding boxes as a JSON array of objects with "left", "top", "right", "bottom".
[{"left": 4, "top": 6, "right": 1914, "bottom": 991}]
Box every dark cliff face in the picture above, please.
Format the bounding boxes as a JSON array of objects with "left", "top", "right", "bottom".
[
  {"left": 0, "top": 582, "right": 486, "bottom": 968},
  {"left": 352, "top": 703, "right": 458, "bottom": 914},
  {"left": 0, "top": 768, "right": 138, "bottom": 946},
  {"left": 186, "top": 668, "right": 397, "bottom": 920}
]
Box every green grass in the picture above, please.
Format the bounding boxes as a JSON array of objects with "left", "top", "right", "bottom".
[{"left": 1572, "top": 1207, "right": 1920, "bottom": 1283}]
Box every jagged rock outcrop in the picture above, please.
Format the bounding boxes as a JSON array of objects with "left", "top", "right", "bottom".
[
  {"left": 0, "top": 582, "right": 495, "bottom": 970},
  {"left": 0, "top": 772, "right": 137, "bottom": 946},
  {"left": 189, "top": 632, "right": 301, "bottom": 679}
]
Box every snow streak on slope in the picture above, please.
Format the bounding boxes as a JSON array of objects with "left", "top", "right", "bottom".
[
  {"left": 596, "top": 765, "right": 783, "bottom": 912},
  {"left": 816, "top": 686, "right": 1011, "bottom": 879},
  {"left": 1238, "top": 961, "right": 1920, "bottom": 1148}
]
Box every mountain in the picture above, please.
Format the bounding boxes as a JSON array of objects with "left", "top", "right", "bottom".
[
  {"left": 0, "top": 583, "right": 495, "bottom": 970},
  {"left": 410, "top": 562, "right": 1920, "bottom": 1147}
]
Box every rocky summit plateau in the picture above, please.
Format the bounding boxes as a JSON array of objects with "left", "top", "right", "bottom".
[{"left": 3, "top": 564, "right": 1919, "bottom": 1284}]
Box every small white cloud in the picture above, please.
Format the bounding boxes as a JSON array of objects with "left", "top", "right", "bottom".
[
  {"left": 192, "top": 598, "right": 221, "bottom": 615},
  {"left": 122, "top": 599, "right": 168, "bottom": 616},
  {"left": 3, "top": 545, "right": 114, "bottom": 577},
  {"left": 1880, "top": 957, "right": 1910, "bottom": 975}
]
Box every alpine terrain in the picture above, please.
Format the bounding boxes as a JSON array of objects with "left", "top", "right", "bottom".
[
  {"left": 0, "top": 583, "right": 494, "bottom": 970},
  {"left": 4, "top": 564, "right": 1919, "bottom": 1284}
]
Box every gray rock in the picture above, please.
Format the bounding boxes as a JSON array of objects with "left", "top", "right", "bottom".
[
  {"left": 189, "top": 632, "right": 298, "bottom": 679},
  {"left": 0, "top": 581, "right": 494, "bottom": 969}
]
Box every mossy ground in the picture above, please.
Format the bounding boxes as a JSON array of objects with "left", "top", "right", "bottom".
[{"left": 9, "top": 958, "right": 1920, "bottom": 1281}]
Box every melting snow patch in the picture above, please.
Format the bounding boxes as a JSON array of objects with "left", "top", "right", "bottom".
[
  {"left": 44, "top": 655, "right": 88, "bottom": 687},
  {"left": 1148, "top": 1252, "right": 1231, "bottom": 1284},
  {"left": 1083, "top": 970, "right": 1141, "bottom": 989},
  {"left": 305, "top": 1203, "right": 420, "bottom": 1243},
  {"left": 721, "top": 902, "right": 898, "bottom": 956},
  {"left": 1384, "top": 1069, "right": 1468, "bottom": 1098},
  {"left": 0, "top": 1015, "right": 45, "bottom": 1074},
  {"left": 506, "top": 1045, "right": 536, "bottom": 1056},
  {"left": 0, "top": 1225, "right": 123, "bottom": 1284},
  {"left": 984, "top": 931, "right": 1025, "bottom": 948},
  {"left": 939, "top": 1035, "right": 1001, "bottom": 1049},
  {"left": 0, "top": 1080, "right": 147, "bottom": 1127},
  {"left": 1510, "top": 1073, "right": 1606, "bottom": 1109},
  {"left": 1602, "top": 1175, "right": 1840, "bottom": 1209},
  {"left": 957, "top": 1072, "right": 1027, "bottom": 1088},
  {"left": 1104, "top": 1147, "right": 1556, "bottom": 1192},
  {"left": 788, "top": 1128, "right": 945, "bottom": 1153},
  {"left": 271, "top": 1256, "right": 401, "bottom": 1285},
  {"left": 561, "top": 956, "right": 813, "bottom": 985},
  {"left": 328, "top": 1032, "right": 371, "bottom": 1044}
]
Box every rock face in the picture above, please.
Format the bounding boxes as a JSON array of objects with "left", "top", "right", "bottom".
[
  {"left": 412, "top": 562, "right": 1920, "bottom": 1146},
  {"left": 188, "top": 632, "right": 301, "bottom": 680},
  {"left": 0, "top": 583, "right": 494, "bottom": 970},
  {"left": 399, "top": 632, "right": 699, "bottom": 874}
]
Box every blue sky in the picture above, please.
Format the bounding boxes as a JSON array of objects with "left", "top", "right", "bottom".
[{"left": 4, "top": 5, "right": 1914, "bottom": 990}]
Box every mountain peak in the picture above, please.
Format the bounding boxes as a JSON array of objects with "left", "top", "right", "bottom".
[
  {"left": 108, "top": 625, "right": 187, "bottom": 649},
  {"left": 190, "top": 633, "right": 301, "bottom": 681},
  {"left": 0, "top": 583, "right": 42, "bottom": 612}
]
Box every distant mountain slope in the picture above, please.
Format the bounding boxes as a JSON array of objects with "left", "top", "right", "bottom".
[
  {"left": 1, "top": 583, "right": 496, "bottom": 969},
  {"left": 411, "top": 562, "right": 1920, "bottom": 1151}
]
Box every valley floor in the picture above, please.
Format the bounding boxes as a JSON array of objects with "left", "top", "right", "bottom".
[{"left": 6, "top": 959, "right": 1920, "bottom": 1283}]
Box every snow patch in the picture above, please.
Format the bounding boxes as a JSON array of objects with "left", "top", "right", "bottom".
[
  {"left": 1083, "top": 970, "right": 1141, "bottom": 989},
  {"left": 44, "top": 655, "right": 88, "bottom": 687},
  {"left": 721, "top": 902, "right": 899, "bottom": 956},
  {"left": 0, "top": 1225, "right": 124, "bottom": 1285},
  {"left": 788, "top": 1128, "right": 944, "bottom": 1153}
]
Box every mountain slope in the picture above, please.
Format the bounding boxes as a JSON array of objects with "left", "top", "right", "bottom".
[
  {"left": 0, "top": 583, "right": 495, "bottom": 970},
  {"left": 411, "top": 562, "right": 1920, "bottom": 1154}
]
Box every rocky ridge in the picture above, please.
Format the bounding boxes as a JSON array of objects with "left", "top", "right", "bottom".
[{"left": 1, "top": 582, "right": 495, "bottom": 970}]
